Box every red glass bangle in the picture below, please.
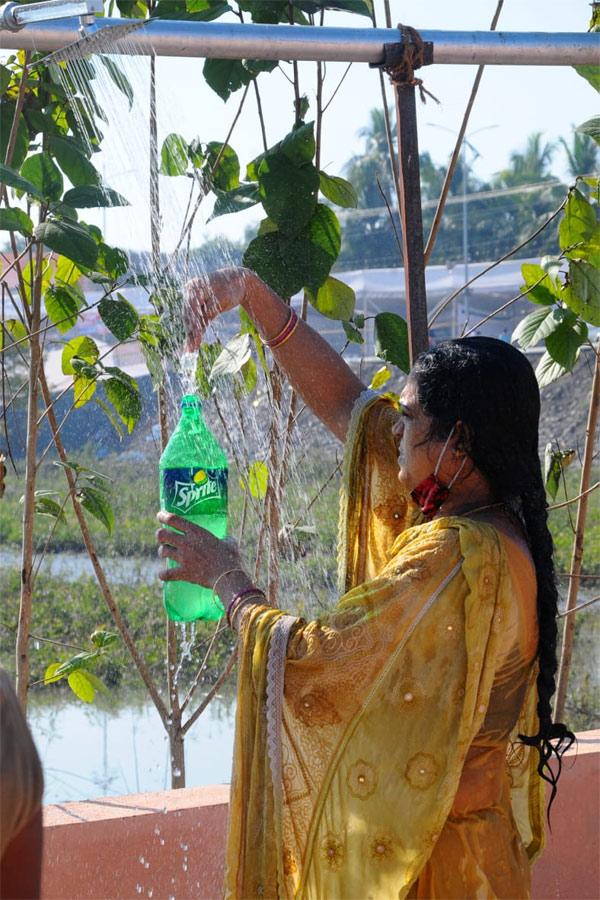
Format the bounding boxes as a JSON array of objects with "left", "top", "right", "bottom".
[
  {"left": 263, "top": 308, "right": 298, "bottom": 349},
  {"left": 226, "top": 586, "right": 265, "bottom": 628}
]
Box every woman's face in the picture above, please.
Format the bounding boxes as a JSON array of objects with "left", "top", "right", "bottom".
[{"left": 392, "top": 378, "right": 446, "bottom": 489}]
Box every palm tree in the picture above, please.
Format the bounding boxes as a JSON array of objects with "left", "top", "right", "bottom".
[
  {"left": 559, "top": 130, "right": 599, "bottom": 179},
  {"left": 344, "top": 107, "right": 396, "bottom": 208},
  {"left": 495, "top": 132, "right": 556, "bottom": 188}
]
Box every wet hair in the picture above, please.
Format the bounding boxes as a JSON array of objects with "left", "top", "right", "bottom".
[{"left": 411, "top": 336, "right": 574, "bottom": 815}]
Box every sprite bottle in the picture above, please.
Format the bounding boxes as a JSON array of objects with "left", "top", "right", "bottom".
[{"left": 159, "top": 395, "right": 228, "bottom": 621}]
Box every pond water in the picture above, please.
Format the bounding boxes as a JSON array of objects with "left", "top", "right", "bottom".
[
  {"left": 0, "top": 548, "right": 162, "bottom": 583},
  {"left": 29, "top": 689, "right": 236, "bottom": 806}
]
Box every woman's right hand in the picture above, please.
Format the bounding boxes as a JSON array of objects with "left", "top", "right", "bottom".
[{"left": 183, "top": 267, "right": 255, "bottom": 352}]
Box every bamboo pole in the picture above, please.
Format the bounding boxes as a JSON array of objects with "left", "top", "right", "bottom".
[{"left": 554, "top": 342, "right": 600, "bottom": 721}]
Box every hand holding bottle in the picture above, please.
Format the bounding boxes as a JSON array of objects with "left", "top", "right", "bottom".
[{"left": 156, "top": 511, "right": 252, "bottom": 601}]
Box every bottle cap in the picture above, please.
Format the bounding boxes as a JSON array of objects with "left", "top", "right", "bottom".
[{"left": 181, "top": 394, "right": 202, "bottom": 409}]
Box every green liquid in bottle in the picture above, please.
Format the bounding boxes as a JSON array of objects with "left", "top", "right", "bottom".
[{"left": 159, "top": 396, "right": 228, "bottom": 622}]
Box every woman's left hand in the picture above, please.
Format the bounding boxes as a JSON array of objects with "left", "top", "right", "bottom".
[{"left": 156, "top": 510, "right": 246, "bottom": 591}]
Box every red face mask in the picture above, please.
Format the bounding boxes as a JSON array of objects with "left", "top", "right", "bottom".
[{"left": 409, "top": 425, "right": 466, "bottom": 519}]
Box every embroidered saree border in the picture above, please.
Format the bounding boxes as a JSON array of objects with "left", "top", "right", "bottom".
[{"left": 266, "top": 614, "right": 300, "bottom": 899}]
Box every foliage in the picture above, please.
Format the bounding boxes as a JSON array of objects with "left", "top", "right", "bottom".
[{"left": 512, "top": 181, "right": 599, "bottom": 386}]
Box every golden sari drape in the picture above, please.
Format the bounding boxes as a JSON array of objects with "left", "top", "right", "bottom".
[{"left": 224, "top": 393, "right": 545, "bottom": 900}]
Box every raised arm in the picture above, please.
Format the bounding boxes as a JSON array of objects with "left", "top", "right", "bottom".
[{"left": 184, "top": 267, "right": 366, "bottom": 442}]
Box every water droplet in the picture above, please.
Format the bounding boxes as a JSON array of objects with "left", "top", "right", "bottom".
[
  {"left": 160, "top": 839, "right": 165, "bottom": 846},
  {"left": 148, "top": 892, "right": 153, "bottom": 898},
  {"left": 181, "top": 844, "right": 188, "bottom": 851},
  {"left": 34, "top": 639, "right": 41, "bottom": 650},
  {"left": 139, "top": 856, "right": 145, "bottom": 864},
  {"left": 182, "top": 864, "right": 188, "bottom": 872},
  {"left": 173, "top": 767, "right": 181, "bottom": 777},
  {"left": 136, "top": 886, "right": 142, "bottom": 895},
  {"left": 144, "top": 861, "right": 150, "bottom": 869},
  {"left": 154, "top": 827, "right": 160, "bottom": 835}
]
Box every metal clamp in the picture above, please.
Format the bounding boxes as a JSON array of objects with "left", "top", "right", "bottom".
[{"left": 0, "top": 0, "right": 102, "bottom": 32}]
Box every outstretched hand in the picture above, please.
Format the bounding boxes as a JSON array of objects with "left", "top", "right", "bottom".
[
  {"left": 156, "top": 510, "right": 247, "bottom": 593},
  {"left": 183, "top": 267, "right": 254, "bottom": 352}
]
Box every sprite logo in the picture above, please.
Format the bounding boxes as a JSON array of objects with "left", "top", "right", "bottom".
[{"left": 163, "top": 467, "right": 227, "bottom": 515}]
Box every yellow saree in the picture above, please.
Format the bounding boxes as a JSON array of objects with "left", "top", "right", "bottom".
[{"left": 224, "top": 393, "right": 545, "bottom": 900}]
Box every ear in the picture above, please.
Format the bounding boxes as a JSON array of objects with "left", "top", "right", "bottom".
[{"left": 453, "top": 421, "right": 472, "bottom": 455}]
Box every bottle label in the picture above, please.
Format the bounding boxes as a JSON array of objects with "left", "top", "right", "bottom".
[{"left": 162, "top": 467, "right": 227, "bottom": 516}]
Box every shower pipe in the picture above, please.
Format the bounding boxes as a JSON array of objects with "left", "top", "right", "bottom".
[{"left": 0, "top": 16, "right": 597, "bottom": 65}]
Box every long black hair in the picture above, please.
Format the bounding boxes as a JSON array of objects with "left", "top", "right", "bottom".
[{"left": 411, "top": 336, "right": 574, "bottom": 813}]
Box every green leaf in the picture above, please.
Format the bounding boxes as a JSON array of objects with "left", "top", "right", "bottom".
[
  {"left": 258, "top": 153, "right": 318, "bottom": 235},
  {"left": 342, "top": 320, "right": 364, "bottom": 344},
  {"left": 563, "top": 261, "right": 600, "bottom": 326},
  {"left": 20, "top": 152, "right": 63, "bottom": 202},
  {"left": 239, "top": 460, "right": 268, "bottom": 499},
  {"left": 374, "top": 312, "right": 410, "bottom": 373},
  {"left": 45, "top": 285, "right": 80, "bottom": 333},
  {"left": 244, "top": 204, "right": 340, "bottom": 298},
  {"left": 159, "top": 133, "right": 189, "bottom": 176},
  {"left": 73, "top": 374, "right": 97, "bottom": 408},
  {"left": 34, "top": 219, "right": 98, "bottom": 269},
  {"left": 98, "top": 294, "right": 139, "bottom": 340},
  {"left": 209, "top": 333, "right": 252, "bottom": 379},
  {"left": 62, "top": 336, "right": 99, "bottom": 375},
  {"left": 21, "top": 258, "right": 53, "bottom": 306},
  {"left": 0, "top": 318, "right": 28, "bottom": 351},
  {"left": 238, "top": 0, "right": 288, "bottom": 23},
  {"left": 90, "top": 629, "right": 119, "bottom": 648},
  {"left": 103, "top": 369, "right": 142, "bottom": 433},
  {"left": 77, "top": 485, "right": 115, "bottom": 534},
  {"left": 575, "top": 116, "right": 600, "bottom": 147},
  {"left": 55, "top": 255, "right": 82, "bottom": 286},
  {"left": 48, "top": 134, "right": 100, "bottom": 187},
  {"left": 520, "top": 263, "right": 561, "bottom": 306},
  {"left": 68, "top": 670, "right": 95, "bottom": 703},
  {"left": 544, "top": 444, "right": 576, "bottom": 500},
  {"left": 202, "top": 58, "right": 251, "bottom": 102},
  {"left": 44, "top": 662, "right": 64, "bottom": 685},
  {"left": 280, "top": 122, "right": 315, "bottom": 166},
  {"left": 209, "top": 182, "right": 260, "bottom": 220},
  {"left": 33, "top": 496, "right": 67, "bottom": 523},
  {"left": 370, "top": 366, "right": 391, "bottom": 390},
  {"left": 511, "top": 306, "right": 561, "bottom": 349},
  {"left": 205, "top": 142, "right": 240, "bottom": 191},
  {"left": 195, "top": 342, "right": 223, "bottom": 398},
  {"left": 54, "top": 650, "right": 99, "bottom": 678},
  {"left": 244, "top": 58, "right": 279, "bottom": 75},
  {"left": 63, "top": 185, "right": 130, "bottom": 208},
  {"left": 559, "top": 188, "right": 599, "bottom": 251},
  {"left": 0, "top": 162, "right": 45, "bottom": 201},
  {"left": 0, "top": 64, "right": 11, "bottom": 94},
  {"left": 0, "top": 207, "right": 33, "bottom": 236},
  {"left": 100, "top": 55, "right": 134, "bottom": 109},
  {"left": 98, "top": 245, "right": 130, "bottom": 279},
  {"left": 188, "top": 138, "right": 204, "bottom": 168},
  {"left": 0, "top": 103, "right": 28, "bottom": 169},
  {"left": 535, "top": 351, "right": 571, "bottom": 388},
  {"left": 545, "top": 318, "right": 588, "bottom": 369},
  {"left": 574, "top": 65, "right": 600, "bottom": 93},
  {"left": 307, "top": 276, "right": 355, "bottom": 320},
  {"left": 319, "top": 171, "right": 358, "bottom": 208},
  {"left": 92, "top": 396, "right": 124, "bottom": 438}
]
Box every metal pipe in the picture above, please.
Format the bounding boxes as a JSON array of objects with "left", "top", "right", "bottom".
[
  {"left": 0, "top": 0, "right": 101, "bottom": 32},
  {"left": 0, "top": 18, "right": 597, "bottom": 66}
]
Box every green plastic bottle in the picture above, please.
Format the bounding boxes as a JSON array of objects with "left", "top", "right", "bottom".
[{"left": 159, "top": 395, "right": 228, "bottom": 621}]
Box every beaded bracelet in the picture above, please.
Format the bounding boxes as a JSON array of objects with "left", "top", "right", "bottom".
[
  {"left": 263, "top": 308, "right": 298, "bottom": 349},
  {"left": 226, "top": 586, "right": 266, "bottom": 629}
]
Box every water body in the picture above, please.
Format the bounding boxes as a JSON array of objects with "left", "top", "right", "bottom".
[
  {"left": 29, "top": 688, "right": 235, "bottom": 806},
  {"left": 0, "top": 548, "right": 162, "bottom": 583}
]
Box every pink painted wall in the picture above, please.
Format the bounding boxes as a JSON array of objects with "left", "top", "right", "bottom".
[{"left": 41, "top": 732, "right": 599, "bottom": 900}]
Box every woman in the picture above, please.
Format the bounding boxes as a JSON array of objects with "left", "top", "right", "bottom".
[{"left": 156, "top": 268, "right": 573, "bottom": 899}]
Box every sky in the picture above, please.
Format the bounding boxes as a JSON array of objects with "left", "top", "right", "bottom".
[{"left": 3, "top": 0, "right": 599, "bottom": 253}]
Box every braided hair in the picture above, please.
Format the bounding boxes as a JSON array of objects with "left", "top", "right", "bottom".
[{"left": 411, "top": 336, "right": 574, "bottom": 815}]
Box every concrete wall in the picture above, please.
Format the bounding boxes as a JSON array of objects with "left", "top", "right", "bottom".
[{"left": 41, "top": 731, "right": 599, "bottom": 900}]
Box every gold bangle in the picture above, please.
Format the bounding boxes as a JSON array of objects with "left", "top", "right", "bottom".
[
  {"left": 212, "top": 568, "right": 248, "bottom": 602},
  {"left": 271, "top": 314, "right": 299, "bottom": 349}
]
